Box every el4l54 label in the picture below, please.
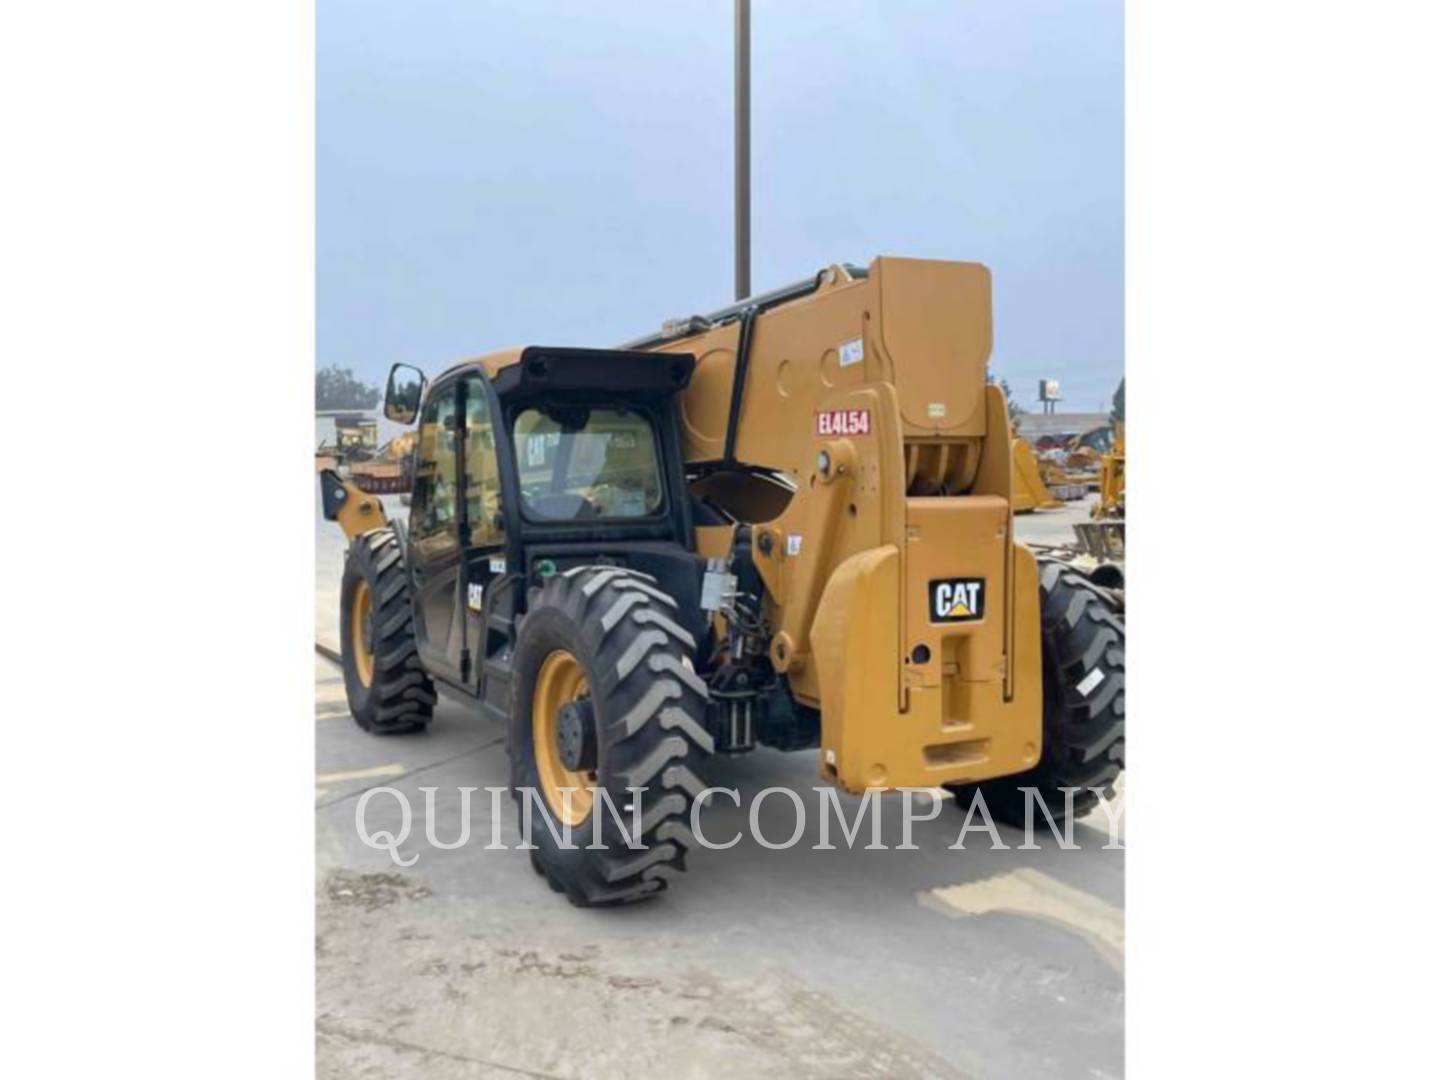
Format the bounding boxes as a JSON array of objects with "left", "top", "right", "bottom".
[
  {"left": 816, "top": 409, "right": 871, "bottom": 436},
  {"left": 929, "top": 578, "right": 985, "bottom": 622}
]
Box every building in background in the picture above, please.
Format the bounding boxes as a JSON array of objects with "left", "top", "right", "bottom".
[{"left": 1015, "top": 411, "right": 1110, "bottom": 450}]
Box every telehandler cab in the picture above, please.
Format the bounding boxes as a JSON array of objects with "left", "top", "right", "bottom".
[{"left": 320, "top": 256, "right": 1125, "bottom": 906}]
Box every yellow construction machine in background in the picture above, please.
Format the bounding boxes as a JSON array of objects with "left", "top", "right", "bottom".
[
  {"left": 347, "top": 430, "right": 418, "bottom": 494},
  {"left": 1073, "top": 421, "right": 1125, "bottom": 561},
  {"left": 1011, "top": 435, "right": 1061, "bottom": 512},
  {"left": 1093, "top": 421, "right": 1125, "bottom": 519}
]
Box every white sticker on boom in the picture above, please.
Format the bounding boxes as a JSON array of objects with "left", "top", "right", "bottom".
[
  {"left": 1076, "top": 668, "right": 1105, "bottom": 697},
  {"left": 786, "top": 534, "right": 803, "bottom": 557},
  {"left": 839, "top": 337, "right": 864, "bottom": 367},
  {"left": 467, "top": 582, "right": 485, "bottom": 612},
  {"left": 488, "top": 556, "right": 506, "bottom": 574},
  {"left": 928, "top": 402, "right": 947, "bottom": 419}
]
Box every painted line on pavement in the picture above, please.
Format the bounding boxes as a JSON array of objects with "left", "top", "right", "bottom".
[
  {"left": 317, "top": 764, "right": 408, "bottom": 785},
  {"left": 919, "top": 866, "right": 1123, "bottom": 970}
]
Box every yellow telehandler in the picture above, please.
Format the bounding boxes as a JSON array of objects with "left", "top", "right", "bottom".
[{"left": 320, "top": 256, "right": 1125, "bottom": 905}]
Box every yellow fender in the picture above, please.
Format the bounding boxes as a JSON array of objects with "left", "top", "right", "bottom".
[{"left": 1011, "top": 437, "right": 1061, "bottom": 513}]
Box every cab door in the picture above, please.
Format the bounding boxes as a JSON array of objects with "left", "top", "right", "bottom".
[
  {"left": 460, "top": 373, "right": 514, "bottom": 709},
  {"left": 407, "top": 380, "right": 465, "bottom": 682}
]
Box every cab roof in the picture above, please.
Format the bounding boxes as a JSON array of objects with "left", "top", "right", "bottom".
[{"left": 433, "top": 346, "right": 695, "bottom": 403}]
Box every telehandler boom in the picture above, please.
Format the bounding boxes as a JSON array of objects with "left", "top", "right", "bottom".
[{"left": 321, "top": 255, "right": 1125, "bottom": 905}]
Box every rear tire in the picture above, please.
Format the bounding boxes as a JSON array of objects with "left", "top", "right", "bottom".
[
  {"left": 948, "top": 558, "right": 1124, "bottom": 826},
  {"left": 340, "top": 527, "right": 436, "bottom": 734},
  {"left": 510, "top": 566, "right": 712, "bottom": 906}
]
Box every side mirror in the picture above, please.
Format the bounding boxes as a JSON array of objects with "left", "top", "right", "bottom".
[{"left": 384, "top": 363, "right": 426, "bottom": 424}]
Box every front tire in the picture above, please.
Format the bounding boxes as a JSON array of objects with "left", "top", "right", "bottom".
[
  {"left": 510, "top": 566, "right": 712, "bottom": 906},
  {"left": 340, "top": 527, "right": 436, "bottom": 734},
  {"left": 948, "top": 558, "right": 1125, "bottom": 826}
]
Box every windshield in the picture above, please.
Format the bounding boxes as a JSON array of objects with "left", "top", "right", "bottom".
[{"left": 512, "top": 406, "right": 664, "bottom": 521}]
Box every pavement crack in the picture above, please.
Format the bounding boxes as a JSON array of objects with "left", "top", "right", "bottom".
[{"left": 317, "top": 1017, "right": 564, "bottom": 1078}]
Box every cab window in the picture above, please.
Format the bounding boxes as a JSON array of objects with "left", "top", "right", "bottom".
[
  {"left": 463, "top": 376, "right": 502, "bottom": 546},
  {"left": 410, "top": 387, "right": 458, "bottom": 550},
  {"left": 512, "top": 405, "right": 663, "bottom": 521}
]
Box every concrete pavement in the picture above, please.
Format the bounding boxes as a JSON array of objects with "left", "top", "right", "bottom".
[{"left": 315, "top": 492, "right": 1121, "bottom": 1079}]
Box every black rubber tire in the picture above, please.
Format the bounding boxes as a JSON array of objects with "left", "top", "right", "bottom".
[
  {"left": 340, "top": 527, "right": 437, "bottom": 734},
  {"left": 948, "top": 557, "right": 1125, "bottom": 826},
  {"left": 510, "top": 566, "right": 713, "bottom": 907}
]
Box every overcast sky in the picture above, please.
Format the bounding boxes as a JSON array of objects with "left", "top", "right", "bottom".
[{"left": 319, "top": 0, "right": 1122, "bottom": 412}]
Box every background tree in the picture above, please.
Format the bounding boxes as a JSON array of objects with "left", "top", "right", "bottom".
[
  {"left": 1110, "top": 376, "right": 1125, "bottom": 423},
  {"left": 988, "top": 372, "right": 1026, "bottom": 425},
  {"left": 316, "top": 365, "right": 381, "bottom": 410}
]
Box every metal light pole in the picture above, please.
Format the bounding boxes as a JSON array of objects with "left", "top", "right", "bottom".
[{"left": 734, "top": 0, "right": 751, "bottom": 301}]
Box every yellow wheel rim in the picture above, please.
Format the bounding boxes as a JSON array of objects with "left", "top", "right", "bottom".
[
  {"left": 532, "top": 649, "right": 595, "bottom": 826},
  {"left": 351, "top": 579, "right": 375, "bottom": 688}
]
